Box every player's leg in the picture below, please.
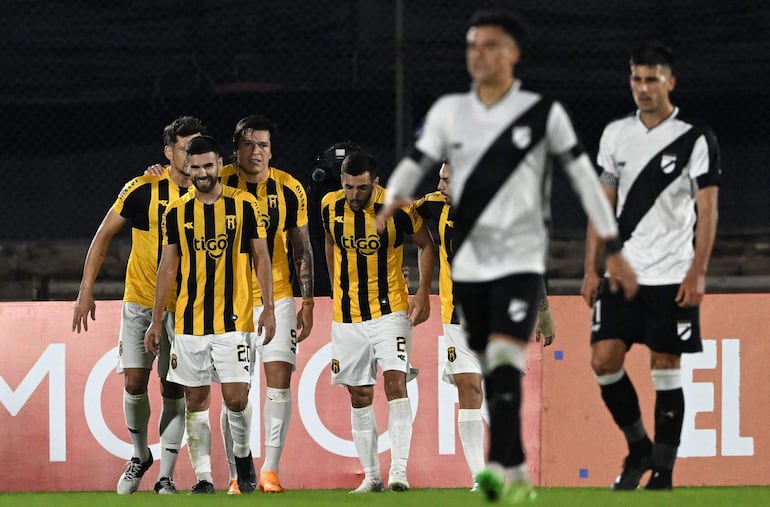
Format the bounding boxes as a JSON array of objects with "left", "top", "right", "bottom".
[
  {"left": 458, "top": 274, "right": 540, "bottom": 503},
  {"left": 116, "top": 302, "right": 155, "bottom": 495},
  {"left": 154, "top": 312, "right": 184, "bottom": 494},
  {"left": 374, "top": 312, "right": 413, "bottom": 492},
  {"left": 443, "top": 323, "right": 485, "bottom": 488},
  {"left": 166, "top": 332, "right": 215, "bottom": 493},
  {"left": 214, "top": 331, "right": 257, "bottom": 494},
  {"left": 643, "top": 286, "right": 701, "bottom": 491},
  {"left": 332, "top": 321, "right": 383, "bottom": 493},
  {"left": 254, "top": 298, "right": 298, "bottom": 492},
  {"left": 591, "top": 284, "right": 652, "bottom": 490}
]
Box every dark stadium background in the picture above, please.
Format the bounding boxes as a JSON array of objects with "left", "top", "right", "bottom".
[{"left": 1, "top": 0, "right": 767, "bottom": 298}]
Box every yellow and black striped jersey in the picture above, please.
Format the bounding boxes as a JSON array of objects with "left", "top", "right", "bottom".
[
  {"left": 414, "top": 191, "right": 459, "bottom": 324},
  {"left": 219, "top": 164, "right": 308, "bottom": 305},
  {"left": 112, "top": 168, "right": 189, "bottom": 309},
  {"left": 321, "top": 185, "right": 422, "bottom": 323},
  {"left": 162, "top": 186, "right": 266, "bottom": 335}
]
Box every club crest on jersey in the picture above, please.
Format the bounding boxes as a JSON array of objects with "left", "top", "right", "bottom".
[
  {"left": 331, "top": 359, "right": 340, "bottom": 374},
  {"left": 512, "top": 126, "right": 532, "bottom": 149},
  {"left": 268, "top": 195, "right": 279, "bottom": 208},
  {"left": 226, "top": 215, "right": 237, "bottom": 230},
  {"left": 661, "top": 153, "right": 677, "bottom": 174},
  {"left": 447, "top": 347, "right": 457, "bottom": 363}
]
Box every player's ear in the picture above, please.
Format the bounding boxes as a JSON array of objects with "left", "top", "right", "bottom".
[{"left": 164, "top": 144, "right": 174, "bottom": 163}]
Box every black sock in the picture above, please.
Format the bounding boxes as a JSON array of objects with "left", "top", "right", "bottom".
[
  {"left": 485, "top": 365, "right": 524, "bottom": 467},
  {"left": 653, "top": 388, "right": 684, "bottom": 469},
  {"left": 600, "top": 372, "right": 650, "bottom": 452}
]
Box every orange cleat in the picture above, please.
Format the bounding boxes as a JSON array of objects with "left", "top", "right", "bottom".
[
  {"left": 259, "top": 470, "right": 285, "bottom": 493},
  {"left": 227, "top": 478, "right": 241, "bottom": 495}
]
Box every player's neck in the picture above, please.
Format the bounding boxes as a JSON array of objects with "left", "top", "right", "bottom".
[
  {"left": 238, "top": 164, "right": 269, "bottom": 184},
  {"left": 639, "top": 103, "right": 675, "bottom": 130},
  {"left": 195, "top": 183, "right": 223, "bottom": 204},
  {"left": 168, "top": 167, "right": 190, "bottom": 188},
  {"left": 476, "top": 76, "right": 515, "bottom": 106}
]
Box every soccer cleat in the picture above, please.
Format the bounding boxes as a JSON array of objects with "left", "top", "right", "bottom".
[
  {"left": 190, "top": 480, "right": 215, "bottom": 494},
  {"left": 611, "top": 451, "right": 653, "bottom": 490},
  {"left": 259, "top": 470, "right": 285, "bottom": 493},
  {"left": 349, "top": 476, "right": 385, "bottom": 494},
  {"left": 153, "top": 476, "right": 176, "bottom": 495},
  {"left": 470, "top": 482, "right": 480, "bottom": 493},
  {"left": 475, "top": 468, "right": 504, "bottom": 501},
  {"left": 502, "top": 481, "right": 537, "bottom": 504},
  {"left": 234, "top": 453, "right": 257, "bottom": 493},
  {"left": 116, "top": 449, "right": 154, "bottom": 495},
  {"left": 388, "top": 469, "right": 410, "bottom": 492},
  {"left": 643, "top": 468, "right": 673, "bottom": 491},
  {"left": 227, "top": 478, "right": 241, "bottom": 495}
]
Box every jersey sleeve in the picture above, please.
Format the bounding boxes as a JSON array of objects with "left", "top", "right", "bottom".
[
  {"left": 414, "top": 96, "right": 451, "bottom": 162},
  {"left": 163, "top": 206, "right": 179, "bottom": 246},
  {"left": 284, "top": 177, "right": 309, "bottom": 229},
  {"left": 395, "top": 203, "right": 424, "bottom": 236},
  {"left": 413, "top": 194, "right": 432, "bottom": 219},
  {"left": 690, "top": 128, "right": 722, "bottom": 189},
  {"left": 113, "top": 177, "right": 150, "bottom": 222},
  {"left": 545, "top": 101, "right": 580, "bottom": 156},
  {"left": 320, "top": 192, "right": 333, "bottom": 234}
]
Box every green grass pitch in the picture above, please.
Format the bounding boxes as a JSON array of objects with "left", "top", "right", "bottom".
[{"left": 2, "top": 487, "right": 770, "bottom": 507}]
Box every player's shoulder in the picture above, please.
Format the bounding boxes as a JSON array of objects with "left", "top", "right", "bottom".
[
  {"left": 321, "top": 189, "right": 345, "bottom": 209},
  {"left": 601, "top": 111, "right": 637, "bottom": 137},
  {"left": 415, "top": 191, "right": 446, "bottom": 207},
  {"left": 219, "top": 163, "right": 238, "bottom": 178},
  {"left": 270, "top": 167, "right": 306, "bottom": 194},
  {"left": 673, "top": 110, "right": 717, "bottom": 138},
  {"left": 117, "top": 173, "right": 162, "bottom": 199}
]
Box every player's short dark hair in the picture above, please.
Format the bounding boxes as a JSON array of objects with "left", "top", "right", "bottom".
[
  {"left": 163, "top": 116, "right": 207, "bottom": 147},
  {"left": 630, "top": 41, "right": 674, "bottom": 72},
  {"left": 185, "top": 135, "right": 220, "bottom": 157},
  {"left": 341, "top": 151, "right": 378, "bottom": 178},
  {"left": 232, "top": 114, "right": 277, "bottom": 148},
  {"left": 468, "top": 8, "right": 527, "bottom": 54}
]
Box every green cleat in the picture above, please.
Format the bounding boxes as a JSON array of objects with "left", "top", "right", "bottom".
[{"left": 475, "top": 469, "right": 505, "bottom": 502}]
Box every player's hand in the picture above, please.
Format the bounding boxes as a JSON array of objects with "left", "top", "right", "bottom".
[
  {"left": 72, "top": 291, "right": 96, "bottom": 333},
  {"left": 408, "top": 290, "right": 430, "bottom": 327},
  {"left": 675, "top": 270, "right": 705, "bottom": 308},
  {"left": 534, "top": 308, "right": 556, "bottom": 346},
  {"left": 296, "top": 301, "right": 314, "bottom": 342},
  {"left": 145, "top": 163, "right": 165, "bottom": 176},
  {"left": 580, "top": 271, "right": 602, "bottom": 308},
  {"left": 258, "top": 306, "right": 277, "bottom": 344},
  {"left": 144, "top": 322, "right": 162, "bottom": 354},
  {"left": 605, "top": 253, "right": 639, "bottom": 300},
  {"left": 375, "top": 197, "right": 412, "bottom": 232}
]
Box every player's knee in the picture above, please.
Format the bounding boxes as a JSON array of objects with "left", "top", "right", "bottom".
[
  {"left": 124, "top": 374, "right": 148, "bottom": 395},
  {"left": 348, "top": 386, "right": 374, "bottom": 408},
  {"left": 590, "top": 343, "right": 624, "bottom": 375}
]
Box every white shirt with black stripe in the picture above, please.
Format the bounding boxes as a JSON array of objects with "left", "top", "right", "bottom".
[
  {"left": 396, "top": 80, "right": 617, "bottom": 282},
  {"left": 597, "top": 107, "right": 721, "bottom": 285}
]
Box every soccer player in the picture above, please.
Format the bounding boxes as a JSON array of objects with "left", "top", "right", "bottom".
[
  {"left": 414, "top": 162, "right": 556, "bottom": 491},
  {"left": 378, "top": 9, "right": 637, "bottom": 503},
  {"left": 216, "top": 114, "right": 314, "bottom": 494},
  {"left": 144, "top": 135, "right": 276, "bottom": 494},
  {"left": 72, "top": 116, "right": 206, "bottom": 495},
  {"left": 322, "top": 151, "right": 436, "bottom": 493},
  {"left": 581, "top": 41, "right": 720, "bottom": 491}
]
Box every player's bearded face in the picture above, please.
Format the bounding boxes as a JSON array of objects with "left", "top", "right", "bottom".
[
  {"left": 342, "top": 172, "right": 375, "bottom": 212},
  {"left": 188, "top": 152, "right": 221, "bottom": 194}
]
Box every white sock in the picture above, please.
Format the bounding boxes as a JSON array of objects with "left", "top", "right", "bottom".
[
  {"left": 351, "top": 404, "right": 380, "bottom": 479},
  {"left": 227, "top": 401, "right": 253, "bottom": 459},
  {"left": 123, "top": 391, "right": 150, "bottom": 461},
  {"left": 220, "top": 404, "right": 237, "bottom": 480},
  {"left": 262, "top": 387, "right": 291, "bottom": 473},
  {"left": 387, "top": 398, "right": 412, "bottom": 476},
  {"left": 158, "top": 397, "right": 185, "bottom": 479},
  {"left": 186, "top": 409, "right": 213, "bottom": 483},
  {"left": 458, "top": 408, "right": 485, "bottom": 480}
]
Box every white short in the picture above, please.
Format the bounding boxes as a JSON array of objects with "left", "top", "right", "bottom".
[
  {"left": 331, "top": 311, "right": 412, "bottom": 387},
  {"left": 441, "top": 323, "right": 482, "bottom": 385},
  {"left": 117, "top": 302, "right": 171, "bottom": 374},
  {"left": 252, "top": 296, "right": 298, "bottom": 369},
  {"left": 166, "top": 331, "right": 252, "bottom": 387}
]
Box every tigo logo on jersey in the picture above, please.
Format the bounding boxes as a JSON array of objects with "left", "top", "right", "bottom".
[
  {"left": 512, "top": 126, "right": 531, "bottom": 149},
  {"left": 193, "top": 233, "right": 230, "bottom": 259},
  {"left": 340, "top": 234, "right": 381, "bottom": 256},
  {"left": 661, "top": 153, "right": 677, "bottom": 174}
]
